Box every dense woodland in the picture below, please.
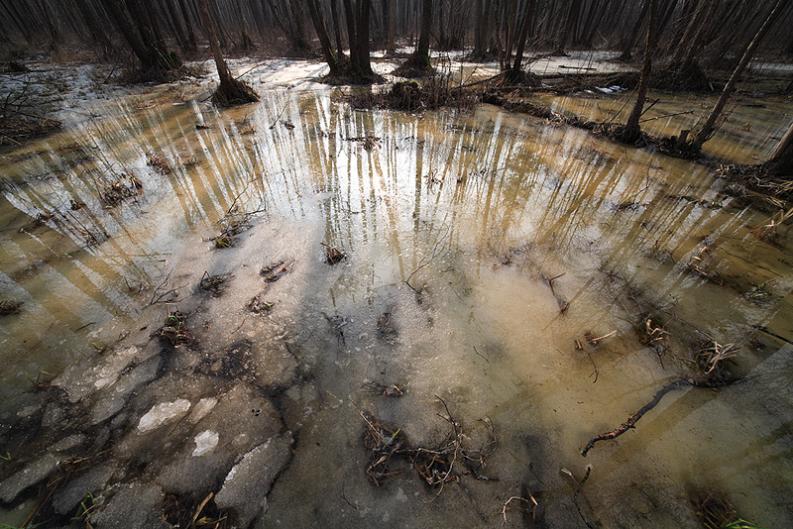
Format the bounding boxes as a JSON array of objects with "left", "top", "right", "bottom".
[{"left": 3, "top": 0, "right": 793, "bottom": 73}]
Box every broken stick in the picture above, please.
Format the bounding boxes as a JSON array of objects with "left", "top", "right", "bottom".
[{"left": 581, "top": 379, "right": 690, "bottom": 456}]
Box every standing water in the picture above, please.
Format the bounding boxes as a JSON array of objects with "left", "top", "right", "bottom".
[{"left": 1, "top": 59, "right": 792, "bottom": 529}]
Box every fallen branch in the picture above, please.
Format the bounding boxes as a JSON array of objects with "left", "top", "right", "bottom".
[{"left": 581, "top": 379, "right": 690, "bottom": 456}]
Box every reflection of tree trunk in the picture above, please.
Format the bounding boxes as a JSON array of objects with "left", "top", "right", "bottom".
[
  {"left": 621, "top": 0, "right": 657, "bottom": 143},
  {"left": 691, "top": 0, "right": 785, "bottom": 149},
  {"left": 198, "top": 0, "right": 259, "bottom": 106}
]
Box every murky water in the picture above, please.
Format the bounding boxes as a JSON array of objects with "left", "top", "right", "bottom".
[{"left": 1, "top": 60, "right": 792, "bottom": 529}]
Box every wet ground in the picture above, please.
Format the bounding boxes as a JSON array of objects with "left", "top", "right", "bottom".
[{"left": 1, "top": 56, "right": 792, "bottom": 529}]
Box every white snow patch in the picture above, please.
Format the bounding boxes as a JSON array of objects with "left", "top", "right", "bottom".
[
  {"left": 192, "top": 430, "right": 219, "bottom": 457},
  {"left": 137, "top": 399, "right": 191, "bottom": 433}
]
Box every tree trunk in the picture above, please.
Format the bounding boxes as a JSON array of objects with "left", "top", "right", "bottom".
[
  {"left": 512, "top": 0, "right": 533, "bottom": 72},
  {"left": 619, "top": 0, "right": 649, "bottom": 61},
  {"left": 416, "top": 0, "right": 432, "bottom": 67},
  {"left": 75, "top": 0, "right": 113, "bottom": 54},
  {"left": 621, "top": 0, "right": 657, "bottom": 143},
  {"left": 179, "top": 0, "right": 199, "bottom": 51},
  {"left": 691, "top": 0, "right": 785, "bottom": 149},
  {"left": 330, "top": 0, "right": 346, "bottom": 60},
  {"left": 308, "top": 0, "right": 340, "bottom": 76},
  {"left": 384, "top": 0, "right": 395, "bottom": 54},
  {"left": 396, "top": 0, "right": 432, "bottom": 75},
  {"left": 198, "top": 0, "right": 259, "bottom": 105},
  {"left": 765, "top": 120, "right": 793, "bottom": 176}
]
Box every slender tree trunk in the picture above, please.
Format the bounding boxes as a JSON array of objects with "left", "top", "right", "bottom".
[
  {"left": 75, "top": 0, "right": 113, "bottom": 54},
  {"left": 330, "top": 0, "right": 346, "bottom": 60},
  {"left": 383, "top": 0, "right": 395, "bottom": 54},
  {"left": 355, "top": 0, "right": 374, "bottom": 75},
  {"left": 765, "top": 120, "right": 793, "bottom": 176},
  {"left": 691, "top": 0, "right": 785, "bottom": 149},
  {"left": 101, "top": 0, "right": 157, "bottom": 69},
  {"left": 308, "top": 0, "right": 340, "bottom": 75},
  {"left": 512, "top": 0, "right": 533, "bottom": 72},
  {"left": 619, "top": 0, "right": 649, "bottom": 61},
  {"left": 179, "top": 0, "right": 199, "bottom": 51},
  {"left": 621, "top": 0, "right": 657, "bottom": 143},
  {"left": 414, "top": 0, "right": 433, "bottom": 68}
]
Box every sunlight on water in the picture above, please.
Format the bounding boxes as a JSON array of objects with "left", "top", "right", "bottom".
[{"left": 1, "top": 75, "right": 792, "bottom": 528}]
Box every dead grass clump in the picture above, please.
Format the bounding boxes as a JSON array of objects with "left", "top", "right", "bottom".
[
  {"left": 391, "top": 58, "right": 435, "bottom": 79},
  {"left": 260, "top": 260, "right": 292, "bottom": 282},
  {"left": 158, "top": 311, "right": 193, "bottom": 347},
  {"left": 100, "top": 175, "right": 142, "bottom": 207},
  {"left": 349, "top": 75, "right": 480, "bottom": 112},
  {"left": 717, "top": 163, "right": 793, "bottom": 213},
  {"left": 0, "top": 298, "right": 23, "bottom": 316},
  {"left": 199, "top": 272, "right": 230, "bottom": 297},
  {"left": 361, "top": 397, "right": 497, "bottom": 490},
  {"left": 147, "top": 154, "right": 172, "bottom": 175},
  {"left": 690, "top": 489, "right": 766, "bottom": 529},
  {"left": 211, "top": 203, "right": 265, "bottom": 249},
  {"left": 322, "top": 243, "right": 346, "bottom": 265},
  {"left": 246, "top": 293, "right": 274, "bottom": 314},
  {"left": 693, "top": 337, "right": 738, "bottom": 387}
]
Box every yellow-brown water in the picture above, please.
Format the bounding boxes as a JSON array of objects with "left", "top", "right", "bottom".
[{"left": 1, "top": 65, "right": 792, "bottom": 528}]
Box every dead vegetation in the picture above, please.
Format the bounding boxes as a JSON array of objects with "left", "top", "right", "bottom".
[
  {"left": 348, "top": 74, "right": 480, "bottom": 113},
  {"left": 147, "top": 154, "right": 172, "bottom": 175},
  {"left": 246, "top": 293, "right": 274, "bottom": 314},
  {"left": 199, "top": 271, "right": 230, "bottom": 297},
  {"left": 0, "top": 298, "right": 23, "bottom": 316},
  {"left": 157, "top": 311, "right": 194, "bottom": 347},
  {"left": 321, "top": 243, "right": 346, "bottom": 265},
  {"left": 100, "top": 174, "right": 142, "bottom": 207},
  {"left": 260, "top": 260, "right": 292, "bottom": 282},
  {"left": 690, "top": 489, "right": 766, "bottom": 529},
  {"left": 0, "top": 79, "right": 62, "bottom": 146},
  {"left": 210, "top": 187, "right": 265, "bottom": 248},
  {"left": 361, "top": 397, "right": 497, "bottom": 491},
  {"left": 363, "top": 381, "right": 405, "bottom": 398},
  {"left": 163, "top": 492, "right": 229, "bottom": 529}
]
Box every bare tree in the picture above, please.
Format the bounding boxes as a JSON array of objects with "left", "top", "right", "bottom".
[
  {"left": 690, "top": 0, "right": 785, "bottom": 149},
  {"left": 198, "top": 0, "right": 259, "bottom": 105},
  {"left": 394, "top": 0, "right": 433, "bottom": 77},
  {"left": 619, "top": 0, "right": 657, "bottom": 143}
]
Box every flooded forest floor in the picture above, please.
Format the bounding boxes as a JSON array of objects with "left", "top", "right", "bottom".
[{"left": 1, "top": 52, "right": 793, "bottom": 529}]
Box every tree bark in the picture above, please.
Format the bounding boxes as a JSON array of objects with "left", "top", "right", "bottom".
[
  {"left": 308, "top": 0, "right": 340, "bottom": 76},
  {"left": 765, "top": 120, "right": 793, "bottom": 176},
  {"left": 619, "top": 0, "right": 649, "bottom": 61},
  {"left": 512, "top": 0, "right": 534, "bottom": 72},
  {"left": 691, "top": 0, "right": 785, "bottom": 149},
  {"left": 621, "top": 0, "right": 657, "bottom": 143},
  {"left": 198, "top": 0, "right": 259, "bottom": 105}
]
